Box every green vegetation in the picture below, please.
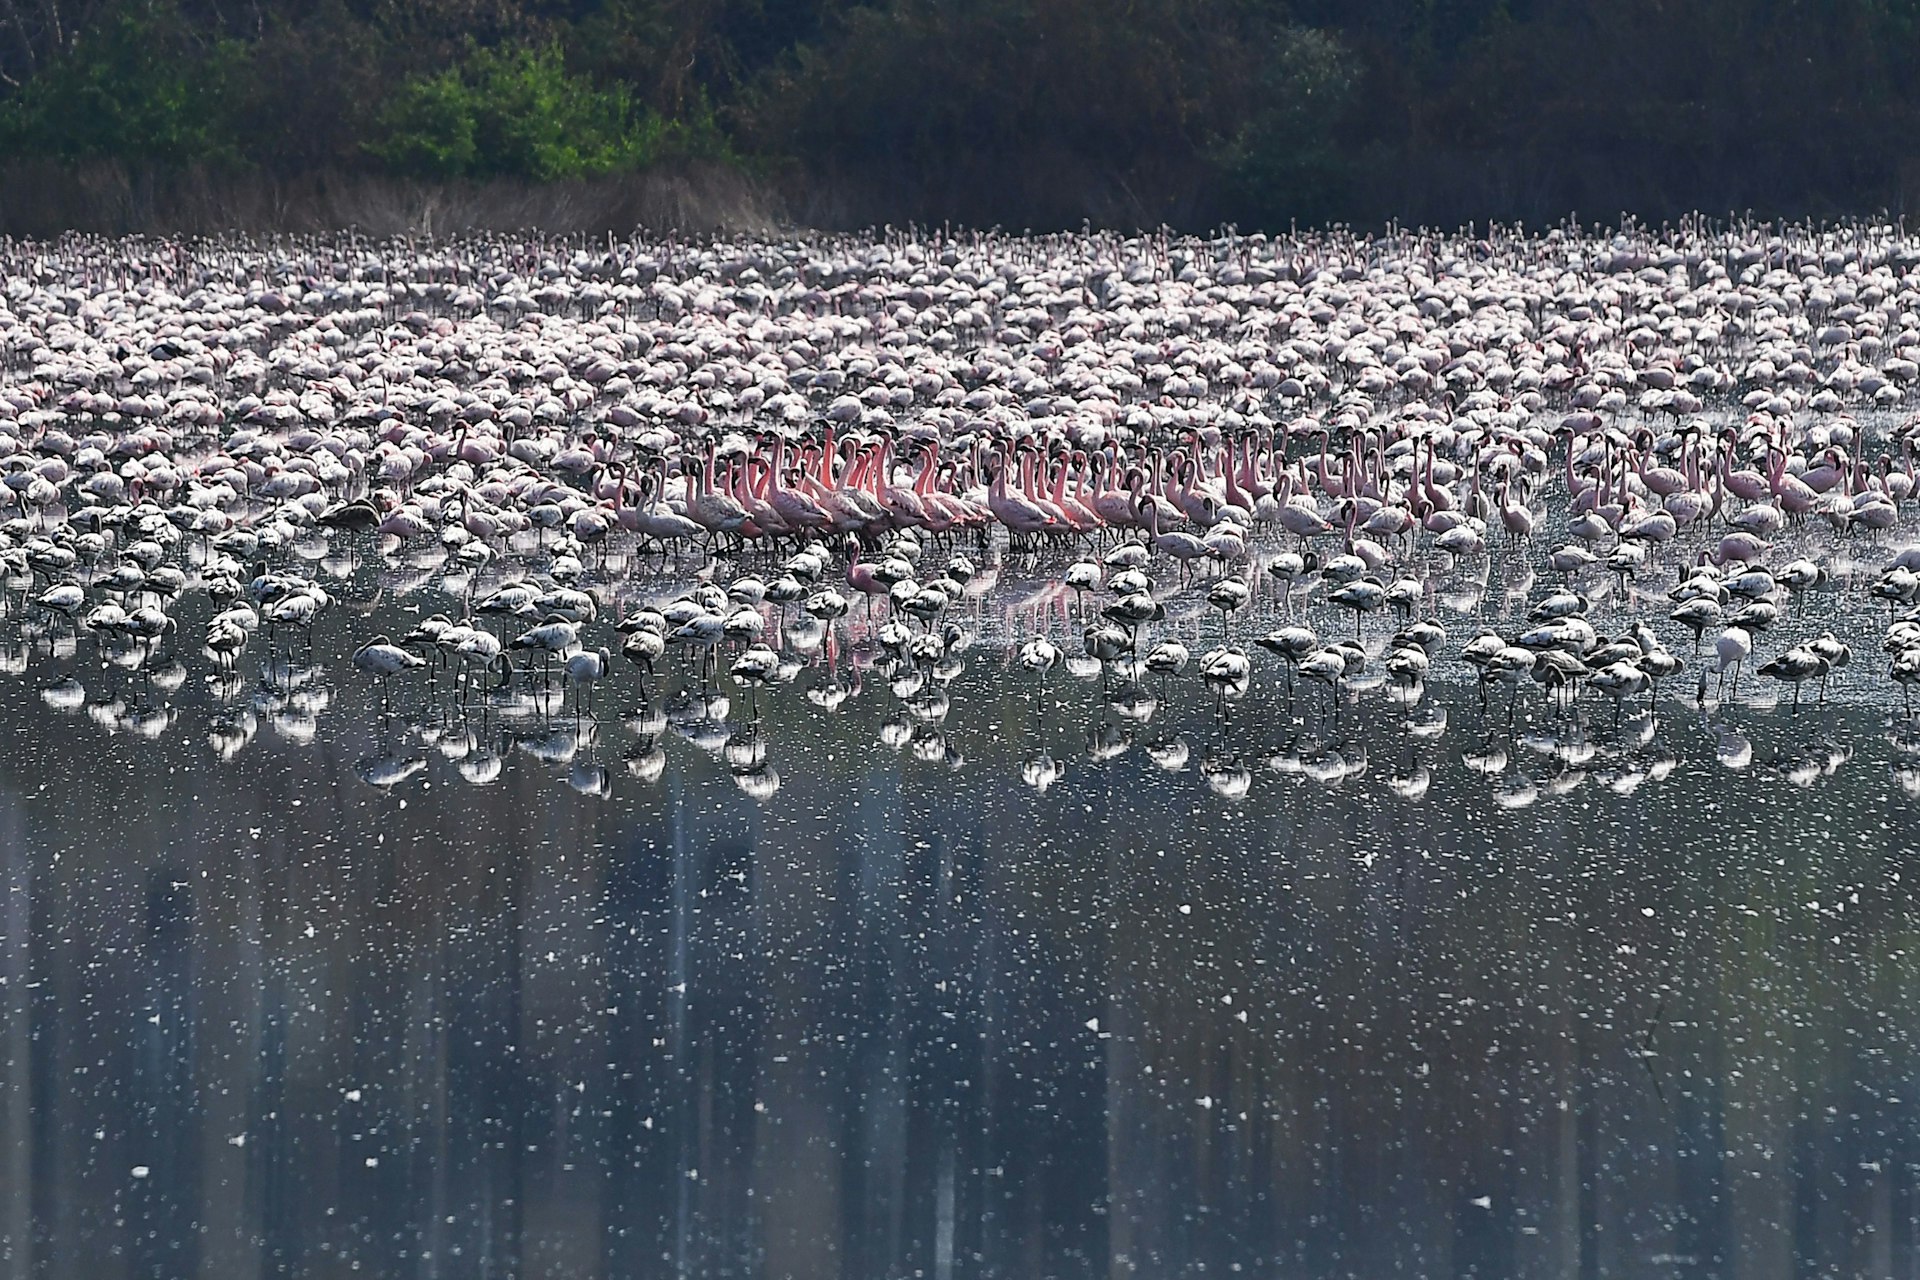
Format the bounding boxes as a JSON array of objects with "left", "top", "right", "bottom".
[
  {"left": 1, "top": 0, "right": 1918, "bottom": 228},
  {"left": 0, "top": 4, "right": 251, "bottom": 165},
  {"left": 1210, "top": 25, "right": 1360, "bottom": 231},
  {"left": 368, "top": 42, "right": 728, "bottom": 180}
]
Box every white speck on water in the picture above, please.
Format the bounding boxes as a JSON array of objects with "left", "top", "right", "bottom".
[{"left": 131, "top": 1166, "right": 149, "bottom": 1179}]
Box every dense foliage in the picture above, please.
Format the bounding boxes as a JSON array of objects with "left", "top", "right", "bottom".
[
  {"left": 0, "top": 5, "right": 251, "bottom": 165},
  {"left": 367, "top": 41, "right": 728, "bottom": 179},
  {"left": 2, "top": 0, "right": 1919, "bottom": 229}
]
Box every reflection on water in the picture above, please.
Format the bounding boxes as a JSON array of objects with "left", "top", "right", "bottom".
[{"left": 2, "top": 611, "right": 1919, "bottom": 1279}]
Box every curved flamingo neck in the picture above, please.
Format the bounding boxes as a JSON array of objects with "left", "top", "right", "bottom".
[
  {"left": 769, "top": 437, "right": 791, "bottom": 494},
  {"left": 818, "top": 424, "right": 837, "bottom": 486},
  {"left": 1221, "top": 440, "right": 1247, "bottom": 505}
]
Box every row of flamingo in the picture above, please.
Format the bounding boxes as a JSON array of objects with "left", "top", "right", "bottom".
[{"left": 13, "top": 534, "right": 1905, "bottom": 804}]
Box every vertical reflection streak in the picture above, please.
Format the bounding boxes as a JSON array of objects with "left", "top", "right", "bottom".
[{"left": 2, "top": 802, "right": 28, "bottom": 1280}]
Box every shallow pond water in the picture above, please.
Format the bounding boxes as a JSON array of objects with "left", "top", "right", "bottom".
[{"left": 2, "top": 542, "right": 1920, "bottom": 1279}]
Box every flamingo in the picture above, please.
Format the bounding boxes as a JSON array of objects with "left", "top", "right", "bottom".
[
  {"left": 1757, "top": 645, "right": 1829, "bottom": 712},
  {"left": 564, "top": 646, "right": 611, "bottom": 717},
  {"left": 354, "top": 634, "right": 425, "bottom": 707},
  {"left": 1136, "top": 497, "right": 1209, "bottom": 579},
  {"left": 1712, "top": 626, "right": 1753, "bottom": 698}
]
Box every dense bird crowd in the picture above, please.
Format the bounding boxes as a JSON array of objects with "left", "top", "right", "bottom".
[{"left": 3, "top": 224, "right": 1920, "bottom": 797}]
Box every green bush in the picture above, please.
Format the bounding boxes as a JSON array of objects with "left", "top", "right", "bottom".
[
  {"left": 368, "top": 41, "right": 728, "bottom": 181},
  {"left": 0, "top": 5, "right": 250, "bottom": 166}
]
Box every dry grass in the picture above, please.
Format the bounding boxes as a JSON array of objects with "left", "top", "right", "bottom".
[{"left": 0, "top": 160, "right": 787, "bottom": 238}]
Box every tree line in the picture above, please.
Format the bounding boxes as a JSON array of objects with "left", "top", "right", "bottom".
[{"left": 1, "top": 0, "right": 1917, "bottom": 231}]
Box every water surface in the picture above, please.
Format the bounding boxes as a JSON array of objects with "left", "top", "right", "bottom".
[{"left": 3, "top": 574, "right": 1919, "bottom": 1278}]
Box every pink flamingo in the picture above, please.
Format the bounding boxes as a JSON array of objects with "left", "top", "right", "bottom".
[
  {"left": 985, "top": 451, "right": 1054, "bottom": 540},
  {"left": 763, "top": 435, "right": 831, "bottom": 534}
]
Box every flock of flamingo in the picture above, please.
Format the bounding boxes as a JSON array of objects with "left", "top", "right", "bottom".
[{"left": 4, "top": 221, "right": 1920, "bottom": 800}]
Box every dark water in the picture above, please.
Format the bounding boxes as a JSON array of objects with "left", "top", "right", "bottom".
[{"left": 3, "top": 592, "right": 1920, "bottom": 1279}]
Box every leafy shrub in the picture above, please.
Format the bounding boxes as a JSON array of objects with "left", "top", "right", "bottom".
[
  {"left": 368, "top": 41, "right": 728, "bottom": 181},
  {"left": 0, "top": 5, "right": 250, "bottom": 166}
]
